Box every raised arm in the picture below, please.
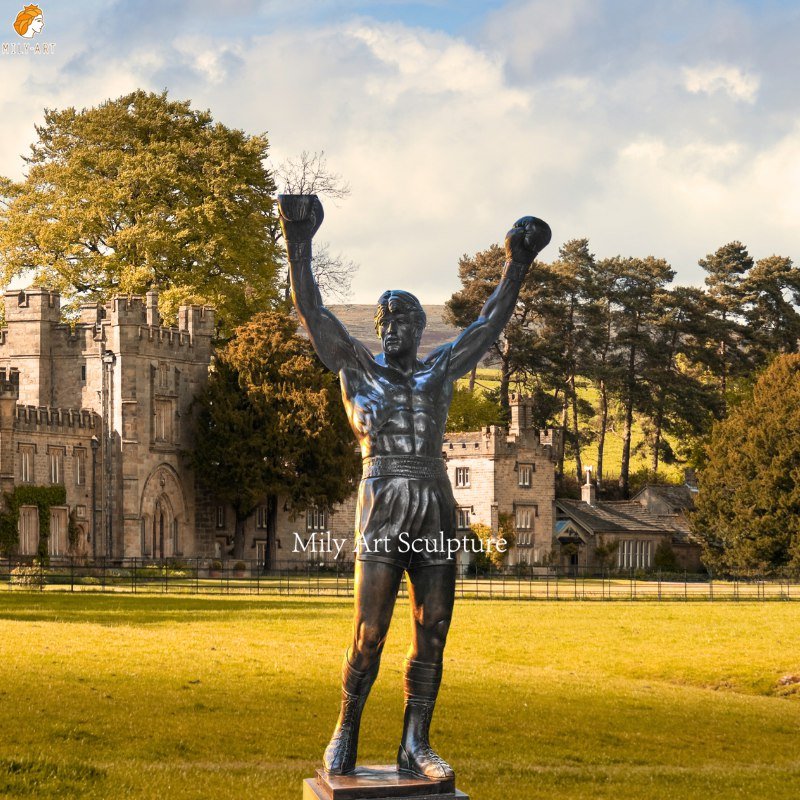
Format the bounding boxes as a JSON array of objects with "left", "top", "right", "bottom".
[
  {"left": 278, "top": 194, "right": 359, "bottom": 374},
  {"left": 446, "top": 216, "right": 551, "bottom": 379}
]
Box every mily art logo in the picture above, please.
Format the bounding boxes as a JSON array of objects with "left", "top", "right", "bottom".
[
  {"left": 13, "top": 4, "right": 44, "bottom": 37},
  {"left": 2, "top": 4, "right": 55, "bottom": 54}
]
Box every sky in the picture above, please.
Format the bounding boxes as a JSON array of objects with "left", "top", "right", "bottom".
[{"left": 1, "top": 0, "right": 798, "bottom": 303}]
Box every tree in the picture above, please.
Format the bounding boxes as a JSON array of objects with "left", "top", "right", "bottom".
[
  {"left": 446, "top": 386, "right": 501, "bottom": 432},
  {"left": 548, "top": 239, "right": 596, "bottom": 481},
  {"left": 190, "top": 311, "right": 360, "bottom": 563},
  {"left": 0, "top": 90, "right": 281, "bottom": 330},
  {"left": 608, "top": 256, "right": 675, "bottom": 496},
  {"left": 470, "top": 515, "right": 516, "bottom": 571},
  {"left": 445, "top": 244, "right": 564, "bottom": 424},
  {"left": 690, "top": 354, "right": 800, "bottom": 575},
  {"left": 639, "top": 286, "right": 722, "bottom": 473},
  {"left": 699, "top": 242, "right": 753, "bottom": 408},
  {"left": 742, "top": 255, "right": 800, "bottom": 361},
  {"left": 273, "top": 150, "right": 357, "bottom": 303},
  {"left": 582, "top": 256, "right": 623, "bottom": 488}
]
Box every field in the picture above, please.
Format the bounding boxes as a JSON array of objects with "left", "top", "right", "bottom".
[{"left": 2, "top": 595, "right": 800, "bottom": 799}]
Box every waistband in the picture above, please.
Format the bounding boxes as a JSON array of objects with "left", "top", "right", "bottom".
[{"left": 362, "top": 455, "right": 447, "bottom": 480}]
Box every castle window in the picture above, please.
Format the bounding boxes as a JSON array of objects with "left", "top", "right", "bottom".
[
  {"left": 456, "top": 507, "right": 471, "bottom": 530},
  {"left": 256, "top": 506, "right": 269, "bottom": 529},
  {"left": 158, "top": 362, "right": 170, "bottom": 388},
  {"left": 455, "top": 467, "right": 470, "bottom": 488},
  {"left": 515, "top": 506, "right": 536, "bottom": 530},
  {"left": 306, "top": 507, "right": 328, "bottom": 532},
  {"left": 49, "top": 447, "right": 65, "bottom": 485},
  {"left": 154, "top": 400, "right": 173, "bottom": 442},
  {"left": 50, "top": 509, "right": 67, "bottom": 556},
  {"left": 18, "top": 506, "right": 38, "bottom": 555},
  {"left": 20, "top": 445, "right": 34, "bottom": 484},
  {"left": 518, "top": 463, "right": 534, "bottom": 487},
  {"left": 74, "top": 447, "right": 86, "bottom": 486},
  {"left": 216, "top": 506, "right": 225, "bottom": 529},
  {"left": 80, "top": 364, "right": 87, "bottom": 382}
]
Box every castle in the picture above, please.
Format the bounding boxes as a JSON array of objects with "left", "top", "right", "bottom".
[
  {"left": 0, "top": 288, "right": 563, "bottom": 569},
  {"left": 0, "top": 287, "right": 214, "bottom": 560}
]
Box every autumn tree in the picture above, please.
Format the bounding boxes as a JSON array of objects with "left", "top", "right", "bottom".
[
  {"left": 691, "top": 354, "right": 800, "bottom": 575},
  {"left": 0, "top": 90, "right": 281, "bottom": 330},
  {"left": 190, "top": 311, "right": 360, "bottom": 563}
]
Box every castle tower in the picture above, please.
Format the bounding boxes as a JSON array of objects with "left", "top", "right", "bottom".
[
  {"left": 3, "top": 289, "right": 60, "bottom": 406},
  {"left": 0, "top": 368, "right": 19, "bottom": 494}
]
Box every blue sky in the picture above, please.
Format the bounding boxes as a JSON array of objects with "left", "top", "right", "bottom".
[{"left": 1, "top": 0, "right": 798, "bottom": 303}]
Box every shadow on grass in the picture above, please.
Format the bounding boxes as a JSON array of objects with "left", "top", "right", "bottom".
[
  {"left": 0, "top": 758, "right": 107, "bottom": 799},
  {"left": 0, "top": 593, "right": 351, "bottom": 626}
]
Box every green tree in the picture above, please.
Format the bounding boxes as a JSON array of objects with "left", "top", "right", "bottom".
[
  {"left": 652, "top": 540, "right": 680, "bottom": 572},
  {"left": 470, "top": 515, "right": 516, "bottom": 571},
  {"left": 0, "top": 90, "right": 281, "bottom": 330},
  {"left": 640, "top": 286, "right": 722, "bottom": 473},
  {"left": 608, "top": 256, "right": 675, "bottom": 496},
  {"left": 446, "top": 386, "right": 502, "bottom": 432},
  {"left": 190, "top": 311, "right": 360, "bottom": 563},
  {"left": 742, "top": 255, "right": 800, "bottom": 361},
  {"left": 582, "top": 256, "right": 623, "bottom": 488},
  {"left": 699, "top": 242, "right": 753, "bottom": 408},
  {"left": 690, "top": 354, "right": 800, "bottom": 575}
]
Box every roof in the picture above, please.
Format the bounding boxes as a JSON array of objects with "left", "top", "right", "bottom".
[
  {"left": 556, "top": 499, "right": 695, "bottom": 545},
  {"left": 631, "top": 484, "right": 697, "bottom": 511}
]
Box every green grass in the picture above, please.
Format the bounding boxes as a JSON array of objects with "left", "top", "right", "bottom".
[{"left": 1, "top": 594, "right": 800, "bottom": 798}]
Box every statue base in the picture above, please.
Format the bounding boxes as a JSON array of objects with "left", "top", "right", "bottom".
[{"left": 302, "top": 765, "right": 469, "bottom": 800}]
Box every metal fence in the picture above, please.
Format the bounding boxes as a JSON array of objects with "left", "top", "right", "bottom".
[{"left": 1, "top": 557, "right": 798, "bottom": 601}]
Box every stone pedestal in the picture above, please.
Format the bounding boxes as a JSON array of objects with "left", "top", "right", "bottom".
[{"left": 302, "top": 766, "right": 469, "bottom": 800}]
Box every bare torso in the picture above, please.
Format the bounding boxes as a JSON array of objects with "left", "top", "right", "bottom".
[{"left": 340, "top": 348, "right": 453, "bottom": 459}]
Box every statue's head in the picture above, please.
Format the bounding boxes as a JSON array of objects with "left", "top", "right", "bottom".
[
  {"left": 374, "top": 290, "right": 426, "bottom": 357},
  {"left": 13, "top": 4, "right": 44, "bottom": 37}
]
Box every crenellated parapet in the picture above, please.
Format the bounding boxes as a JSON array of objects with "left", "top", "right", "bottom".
[
  {"left": 0, "top": 367, "right": 20, "bottom": 400},
  {"left": 14, "top": 405, "right": 99, "bottom": 432}
]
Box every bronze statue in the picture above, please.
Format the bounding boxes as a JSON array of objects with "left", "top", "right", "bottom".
[{"left": 279, "top": 195, "right": 550, "bottom": 782}]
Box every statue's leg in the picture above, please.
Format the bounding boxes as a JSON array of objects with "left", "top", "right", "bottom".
[
  {"left": 324, "top": 559, "right": 403, "bottom": 774},
  {"left": 397, "top": 563, "right": 457, "bottom": 780}
]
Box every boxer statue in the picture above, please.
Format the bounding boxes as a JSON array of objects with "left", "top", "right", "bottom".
[{"left": 278, "top": 195, "right": 550, "bottom": 781}]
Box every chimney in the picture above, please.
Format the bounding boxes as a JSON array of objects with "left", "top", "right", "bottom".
[
  {"left": 581, "top": 466, "right": 596, "bottom": 506},
  {"left": 146, "top": 291, "right": 160, "bottom": 327}
]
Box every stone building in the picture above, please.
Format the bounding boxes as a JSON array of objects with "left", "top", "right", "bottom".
[
  {"left": 554, "top": 473, "right": 703, "bottom": 572},
  {"left": 0, "top": 287, "right": 214, "bottom": 560},
  {"left": 442, "top": 393, "right": 562, "bottom": 569},
  {"left": 217, "top": 393, "right": 562, "bottom": 572},
  {"left": 1, "top": 290, "right": 563, "bottom": 570}
]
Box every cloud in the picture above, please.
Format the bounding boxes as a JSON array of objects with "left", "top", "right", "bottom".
[
  {"left": 1, "top": 1, "right": 799, "bottom": 303},
  {"left": 683, "top": 64, "right": 760, "bottom": 103}
]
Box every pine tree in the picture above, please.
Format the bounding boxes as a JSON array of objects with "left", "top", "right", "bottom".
[{"left": 691, "top": 354, "right": 800, "bottom": 574}]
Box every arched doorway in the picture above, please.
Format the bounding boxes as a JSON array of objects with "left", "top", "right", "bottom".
[{"left": 139, "top": 464, "right": 187, "bottom": 559}]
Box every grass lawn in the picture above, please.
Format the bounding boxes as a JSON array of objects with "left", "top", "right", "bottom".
[{"left": 1, "top": 595, "right": 800, "bottom": 799}]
